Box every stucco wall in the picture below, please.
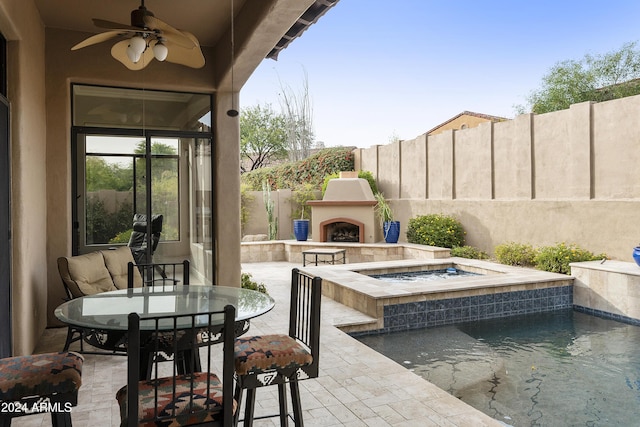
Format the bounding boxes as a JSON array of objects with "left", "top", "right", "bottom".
[
  {"left": 358, "top": 97, "right": 640, "bottom": 261},
  {"left": 243, "top": 189, "right": 294, "bottom": 240},
  {"left": 0, "top": 0, "right": 48, "bottom": 356}
]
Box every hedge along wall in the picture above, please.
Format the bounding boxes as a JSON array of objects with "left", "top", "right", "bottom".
[{"left": 354, "top": 96, "right": 640, "bottom": 261}]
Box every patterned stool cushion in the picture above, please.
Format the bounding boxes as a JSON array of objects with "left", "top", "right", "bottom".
[
  {"left": 116, "top": 372, "right": 236, "bottom": 426},
  {"left": 234, "top": 334, "right": 313, "bottom": 376},
  {"left": 0, "top": 352, "right": 83, "bottom": 401}
]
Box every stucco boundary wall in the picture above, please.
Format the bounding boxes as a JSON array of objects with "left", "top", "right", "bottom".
[{"left": 354, "top": 96, "right": 640, "bottom": 261}]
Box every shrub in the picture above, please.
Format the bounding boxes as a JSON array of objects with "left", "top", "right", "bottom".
[
  {"left": 533, "top": 242, "right": 606, "bottom": 275},
  {"left": 241, "top": 147, "right": 355, "bottom": 190},
  {"left": 291, "top": 183, "right": 317, "bottom": 220},
  {"left": 241, "top": 272, "right": 268, "bottom": 294},
  {"left": 406, "top": 214, "right": 465, "bottom": 248},
  {"left": 494, "top": 242, "right": 537, "bottom": 266},
  {"left": 450, "top": 245, "right": 489, "bottom": 259},
  {"left": 109, "top": 229, "right": 132, "bottom": 244}
]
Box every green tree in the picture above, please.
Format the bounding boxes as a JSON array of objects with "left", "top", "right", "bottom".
[
  {"left": 240, "top": 104, "right": 288, "bottom": 172},
  {"left": 517, "top": 42, "right": 640, "bottom": 114},
  {"left": 85, "top": 156, "right": 132, "bottom": 192}
]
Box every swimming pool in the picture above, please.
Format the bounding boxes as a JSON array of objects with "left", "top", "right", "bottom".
[{"left": 357, "top": 309, "right": 640, "bottom": 426}]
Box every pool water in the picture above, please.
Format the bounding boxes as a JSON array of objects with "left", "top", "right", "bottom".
[
  {"left": 357, "top": 309, "right": 640, "bottom": 426},
  {"left": 370, "top": 268, "right": 481, "bottom": 283}
]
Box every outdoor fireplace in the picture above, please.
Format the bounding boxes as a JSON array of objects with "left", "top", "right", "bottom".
[{"left": 308, "top": 175, "right": 377, "bottom": 243}]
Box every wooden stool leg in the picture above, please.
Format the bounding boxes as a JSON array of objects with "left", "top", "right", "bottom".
[
  {"left": 277, "top": 383, "right": 289, "bottom": 427},
  {"left": 290, "top": 381, "right": 304, "bottom": 427}
]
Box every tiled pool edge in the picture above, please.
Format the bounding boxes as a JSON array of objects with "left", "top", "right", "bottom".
[
  {"left": 351, "top": 285, "right": 573, "bottom": 336},
  {"left": 573, "top": 305, "right": 640, "bottom": 326}
]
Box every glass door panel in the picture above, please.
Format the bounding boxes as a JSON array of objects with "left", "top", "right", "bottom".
[
  {"left": 136, "top": 138, "right": 180, "bottom": 241},
  {"left": 84, "top": 136, "right": 138, "bottom": 246}
]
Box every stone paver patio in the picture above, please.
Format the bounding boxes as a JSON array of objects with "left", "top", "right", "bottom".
[{"left": 18, "top": 261, "right": 501, "bottom": 426}]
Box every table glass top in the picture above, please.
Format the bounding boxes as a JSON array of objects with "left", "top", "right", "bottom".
[{"left": 55, "top": 285, "right": 275, "bottom": 331}]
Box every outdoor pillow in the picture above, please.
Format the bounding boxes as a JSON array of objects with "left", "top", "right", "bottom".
[
  {"left": 102, "top": 246, "right": 143, "bottom": 289},
  {"left": 58, "top": 251, "right": 117, "bottom": 297}
]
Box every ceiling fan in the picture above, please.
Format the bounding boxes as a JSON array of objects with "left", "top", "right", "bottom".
[{"left": 71, "top": 0, "right": 205, "bottom": 70}]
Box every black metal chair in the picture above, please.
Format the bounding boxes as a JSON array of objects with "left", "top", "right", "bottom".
[
  {"left": 233, "top": 268, "right": 322, "bottom": 426},
  {"left": 127, "top": 213, "right": 163, "bottom": 265},
  {"left": 127, "top": 259, "right": 196, "bottom": 379},
  {"left": 128, "top": 259, "right": 190, "bottom": 288},
  {"left": 115, "top": 305, "right": 236, "bottom": 427}
]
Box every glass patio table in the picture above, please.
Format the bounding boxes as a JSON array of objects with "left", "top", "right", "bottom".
[
  {"left": 55, "top": 285, "right": 275, "bottom": 378},
  {"left": 55, "top": 285, "right": 275, "bottom": 331}
]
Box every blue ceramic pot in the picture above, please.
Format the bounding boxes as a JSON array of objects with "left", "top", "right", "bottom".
[
  {"left": 293, "top": 219, "right": 309, "bottom": 241},
  {"left": 383, "top": 221, "right": 400, "bottom": 243},
  {"left": 633, "top": 246, "right": 640, "bottom": 267}
]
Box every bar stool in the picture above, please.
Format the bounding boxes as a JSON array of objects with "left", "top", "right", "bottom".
[{"left": 0, "top": 351, "right": 84, "bottom": 426}]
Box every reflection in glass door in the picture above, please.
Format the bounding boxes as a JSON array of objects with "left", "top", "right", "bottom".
[{"left": 76, "top": 134, "right": 180, "bottom": 254}]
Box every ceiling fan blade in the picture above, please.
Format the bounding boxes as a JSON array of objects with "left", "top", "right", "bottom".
[
  {"left": 92, "top": 18, "right": 142, "bottom": 31},
  {"left": 144, "top": 16, "right": 197, "bottom": 49},
  {"left": 111, "top": 39, "right": 154, "bottom": 70},
  {"left": 161, "top": 34, "right": 205, "bottom": 69},
  {"left": 72, "top": 30, "right": 123, "bottom": 50}
]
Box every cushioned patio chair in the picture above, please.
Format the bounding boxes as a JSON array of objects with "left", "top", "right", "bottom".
[
  {"left": 57, "top": 246, "right": 143, "bottom": 355},
  {"left": 115, "top": 305, "right": 236, "bottom": 427},
  {"left": 0, "top": 351, "right": 83, "bottom": 426},
  {"left": 233, "top": 268, "right": 322, "bottom": 426},
  {"left": 57, "top": 247, "right": 189, "bottom": 355}
]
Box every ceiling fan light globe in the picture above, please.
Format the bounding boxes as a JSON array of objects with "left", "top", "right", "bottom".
[
  {"left": 129, "top": 35, "right": 147, "bottom": 55},
  {"left": 153, "top": 42, "right": 168, "bottom": 61},
  {"left": 126, "top": 45, "right": 142, "bottom": 63}
]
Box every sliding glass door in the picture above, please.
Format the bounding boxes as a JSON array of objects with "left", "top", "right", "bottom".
[{"left": 72, "top": 85, "right": 214, "bottom": 277}]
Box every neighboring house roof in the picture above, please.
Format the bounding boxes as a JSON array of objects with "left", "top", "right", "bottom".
[
  {"left": 426, "top": 111, "right": 507, "bottom": 135},
  {"left": 267, "top": 0, "right": 340, "bottom": 60}
]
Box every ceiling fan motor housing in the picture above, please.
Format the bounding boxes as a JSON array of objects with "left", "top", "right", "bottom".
[{"left": 131, "top": 4, "right": 154, "bottom": 29}]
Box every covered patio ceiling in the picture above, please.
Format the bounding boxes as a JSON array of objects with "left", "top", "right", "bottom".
[{"left": 33, "top": 0, "right": 339, "bottom": 88}]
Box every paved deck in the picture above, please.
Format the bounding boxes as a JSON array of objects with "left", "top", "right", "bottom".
[{"left": 20, "top": 262, "right": 501, "bottom": 426}]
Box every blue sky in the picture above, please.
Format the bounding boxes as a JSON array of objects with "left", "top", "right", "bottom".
[{"left": 240, "top": 1, "right": 640, "bottom": 148}]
